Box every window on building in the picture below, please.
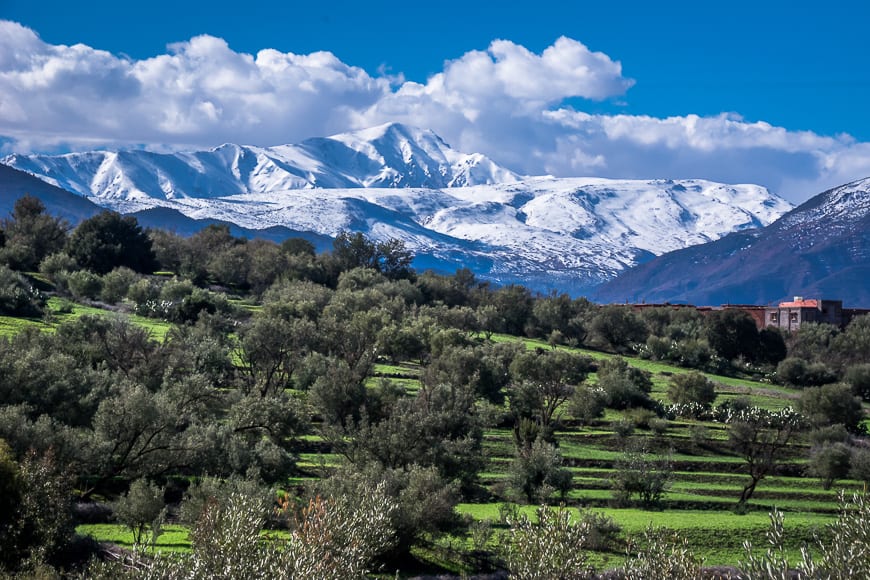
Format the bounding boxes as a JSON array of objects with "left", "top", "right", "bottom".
[
  {"left": 789, "top": 312, "right": 799, "bottom": 323},
  {"left": 770, "top": 313, "right": 778, "bottom": 323}
]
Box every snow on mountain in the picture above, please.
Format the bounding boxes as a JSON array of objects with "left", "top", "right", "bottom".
[
  {"left": 1, "top": 123, "right": 792, "bottom": 293},
  {"left": 593, "top": 177, "right": 870, "bottom": 305}
]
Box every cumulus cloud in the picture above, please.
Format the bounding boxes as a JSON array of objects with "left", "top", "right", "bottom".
[
  {"left": 0, "top": 21, "right": 390, "bottom": 150},
  {"left": 1, "top": 20, "right": 869, "bottom": 202}
]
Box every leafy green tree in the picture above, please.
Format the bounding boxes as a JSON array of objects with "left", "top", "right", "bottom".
[
  {"left": 509, "top": 349, "right": 592, "bottom": 429},
  {"left": 596, "top": 356, "right": 653, "bottom": 410},
  {"left": 845, "top": 363, "right": 870, "bottom": 401},
  {"left": 831, "top": 314, "right": 870, "bottom": 367},
  {"left": 807, "top": 442, "right": 852, "bottom": 490},
  {"left": 667, "top": 371, "right": 717, "bottom": 407},
  {"left": 221, "top": 392, "right": 306, "bottom": 482},
  {"left": 66, "top": 210, "right": 157, "bottom": 274},
  {"left": 787, "top": 322, "right": 838, "bottom": 363},
  {"left": 331, "top": 231, "right": 380, "bottom": 272},
  {"left": 797, "top": 383, "right": 865, "bottom": 434},
  {"left": 113, "top": 478, "right": 167, "bottom": 546},
  {"left": 486, "top": 284, "right": 534, "bottom": 336},
  {"left": 99, "top": 266, "right": 139, "bottom": 304},
  {"left": 611, "top": 442, "right": 672, "bottom": 508},
  {"left": 375, "top": 237, "right": 415, "bottom": 280},
  {"left": 0, "top": 447, "right": 74, "bottom": 573},
  {"left": 850, "top": 448, "right": 870, "bottom": 485},
  {"left": 757, "top": 327, "right": 787, "bottom": 365},
  {"left": 568, "top": 386, "right": 607, "bottom": 425},
  {"left": 705, "top": 308, "right": 759, "bottom": 362},
  {"left": 589, "top": 306, "right": 648, "bottom": 351},
  {"left": 309, "top": 358, "right": 368, "bottom": 429},
  {"left": 508, "top": 436, "right": 573, "bottom": 503},
  {"left": 281, "top": 236, "right": 316, "bottom": 257},
  {"left": 237, "top": 315, "right": 316, "bottom": 397},
  {"left": 335, "top": 383, "right": 484, "bottom": 491},
  {"left": 316, "top": 464, "right": 456, "bottom": 557},
  {"left": 66, "top": 269, "right": 102, "bottom": 299},
  {"left": 0, "top": 195, "right": 68, "bottom": 271},
  {"left": 729, "top": 408, "right": 804, "bottom": 507}
]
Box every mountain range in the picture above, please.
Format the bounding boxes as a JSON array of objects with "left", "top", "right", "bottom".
[
  {"left": 1, "top": 122, "right": 791, "bottom": 295},
  {"left": 592, "top": 177, "right": 870, "bottom": 306}
]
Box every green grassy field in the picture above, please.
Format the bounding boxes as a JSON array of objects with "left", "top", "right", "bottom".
[{"left": 0, "top": 296, "right": 173, "bottom": 340}]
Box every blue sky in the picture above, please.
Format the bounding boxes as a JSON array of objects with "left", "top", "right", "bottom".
[{"left": 2, "top": 0, "right": 869, "bottom": 202}]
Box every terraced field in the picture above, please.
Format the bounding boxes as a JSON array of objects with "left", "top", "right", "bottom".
[{"left": 9, "top": 305, "right": 858, "bottom": 570}]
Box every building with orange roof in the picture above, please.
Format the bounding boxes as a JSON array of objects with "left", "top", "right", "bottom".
[{"left": 764, "top": 297, "right": 845, "bottom": 331}]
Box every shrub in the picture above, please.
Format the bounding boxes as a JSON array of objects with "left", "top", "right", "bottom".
[
  {"left": 66, "top": 269, "right": 102, "bottom": 300},
  {"left": 623, "top": 527, "right": 704, "bottom": 580},
  {"left": 597, "top": 357, "right": 653, "bottom": 410},
  {"left": 509, "top": 437, "right": 573, "bottom": 503},
  {"left": 844, "top": 363, "right": 870, "bottom": 400},
  {"left": 568, "top": 386, "right": 607, "bottom": 425},
  {"left": 501, "top": 506, "right": 594, "bottom": 580},
  {"left": 0, "top": 266, "right": 44, "bottom": 316},
  {"left": 850, "top": 447, "right": 870, "bottom": 484},
  {"left": 667, "top": 371, "right": 716, "bottom": 407},
  {"left": 797, "top": 383, "right": 865, "bottom": 434},
  {"left": 100, "top": 267, "right": 139, "bottom": 304},
  {"left": 611, "top": 442, "right": 672, "bottom": 508},
  {"left": 113, "top": 478, "right": 167, "bottom": 546},
  {"left": 807, "top": 442, "right": 852, "bottom": 490},
  {"left": 625, "top": 408, "right": 658, "bottom": 430}
]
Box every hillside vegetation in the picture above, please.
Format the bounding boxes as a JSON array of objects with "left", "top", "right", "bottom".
[{"left": 1, "top": 196, "right": 868, "bottom": 578}]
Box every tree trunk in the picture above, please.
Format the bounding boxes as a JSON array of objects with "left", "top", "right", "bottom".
[{"left": 737, "top": 476, "right": 759, "bottom": 506}]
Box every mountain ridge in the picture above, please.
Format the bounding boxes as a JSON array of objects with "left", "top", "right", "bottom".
[
  {"left": 1, "top": 123, "right": 792, "bottom": 294},
  {"left": 592, "top": 177, "right": 870, "bottom": 306}
]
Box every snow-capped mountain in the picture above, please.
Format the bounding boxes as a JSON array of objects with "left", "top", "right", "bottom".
[
  {"left": 2, "top": 123, "right": 792, "bottom": 293},
  {"left": 593, "top": 177, "right": 870, "bottom": 305},
  {"left": 3, "top": 123, "right": 519, "bottom": 202}
]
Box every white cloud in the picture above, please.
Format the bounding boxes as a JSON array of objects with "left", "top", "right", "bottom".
[
  {"left": 1, "top": 20, "right": 869, "bottom": 202},
  {"left": 0, "top": 21, "right": 390, "bottom": 149}
]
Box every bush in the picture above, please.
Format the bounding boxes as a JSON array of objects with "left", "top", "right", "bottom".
[
  {"left": 776, "top": 357, "right": 837, "bottom": 387},
  {"left": 113, "top": 478, "right": 167, "bottom": 546},
  {"left": 797, "top": 383, "right": 865, "bottom": 433},
  {"left": 509, "top": 437, "right": 573, "bottom": 503},
  {"left": 100, "top": 267, "right": 139, "bottom": 304},
  {"left": 38, "top": 252, "right": 77, "bottom": 282},
  {"left": 850, "top": 447, "right": 870, "bottom": 484},
  {"left": 741, "top": 493, "right": 870, "bottom": 580},
  {"left": 622, "top": 527, "right": 704, "bottom": 580},
  {"left": 597, "top": 356, "right": 653, "bottom": 410},
  {"left": 568, "top": 386, "right": 607, "bottom": 425},
  {"left": 667, "top": 371, "right": 717, "bottom": 407},
  {"left": 807, "top": 442, "right": 852, "bottom": 490},
  {"left": 625, "top": 408, "right": 658, "bottom": 430},
  {"left": 66, "top": 269, "right": 102, "bottom": 300},
  {"left": 126, "top": 277, "right": 160, "bottom": 305},
  {"left": 501, "top": 506, "right": 594, "bottom": 580},
  {"left": 844, "top": 363, "right": 870, "bottom": 400},
  {"left": 0, "top": 266, "right": 44, "bottom": 316},
  {"left": 611, "top": 442, "right": 672, "bottom": 508}
]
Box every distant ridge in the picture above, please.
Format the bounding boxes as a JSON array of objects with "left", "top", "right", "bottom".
[{"left": 593, "top": 177, "right": 870, "bottom": 307}]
